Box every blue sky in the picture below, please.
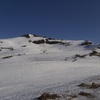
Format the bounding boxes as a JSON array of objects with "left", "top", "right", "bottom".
[{"left": 0, "top": 0, "right": 100, "bottom": 43}]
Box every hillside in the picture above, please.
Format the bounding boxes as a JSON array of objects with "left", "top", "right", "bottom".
[{"left": 0, "top": 34, "right": 100, "bottom": 100}]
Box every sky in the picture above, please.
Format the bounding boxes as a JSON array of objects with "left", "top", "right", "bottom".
[{"left": 0, "top": 0, "right": 100, "bottom": 43}]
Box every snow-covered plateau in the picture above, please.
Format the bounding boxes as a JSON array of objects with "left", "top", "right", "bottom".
[{"left": 0, "top": 34, "right": 100, "bottom": 100}]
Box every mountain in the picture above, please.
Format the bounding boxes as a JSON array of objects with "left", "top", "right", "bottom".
[{"left": 0, "top": 34, "right": 100, "bottom": 100}]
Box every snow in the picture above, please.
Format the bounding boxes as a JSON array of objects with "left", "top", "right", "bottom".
[{"left": 0, "top": 35, "right": 100, "bottom": 100}]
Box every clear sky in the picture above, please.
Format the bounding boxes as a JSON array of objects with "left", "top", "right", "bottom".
[{"left": 0, "top": 0, "right": 100, "bottom": 43}]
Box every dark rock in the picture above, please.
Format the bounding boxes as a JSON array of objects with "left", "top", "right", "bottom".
[
  {"left": 21, "top": 45, "right": 27, "bottom": 47},
  {"left": 32, "top": 39, "right": 72, "bottom": 47},
  {"left": 90, "top": 82, "right": 100, "bottom": 89},
  {"left": 46, "top": 41, "right": 61, "bottom": 44},
  {"left": 29, "top": 40, "right": 33, "bottom": 43},
  {"left": 33, "top": 39, "right": 45, "bottom": 44},
  {"left": 37, "top": 92, "right": 61, "bottom": 100},
  {"left": 89, "top": 50, "right": 100, "bottom": 57},
  {"left": 18, "top": 53, "right": 25, "bottom": 56},
  {"left": 78, "top": 82, "right": 100, "bottom": 89},
  {"left": 0, "top": 41, "right": 3, "bottom": 43},
  {"left": 75, "top": 54, "right": 87, "bottom": 58},
  {"left": 78, "top": 92, "right": 94, "bottom": 98},
  {"left": 80, "top": 40, "right": 93, "bottom": 46},
  {"left": 1, "top": 47, "right": 14, "bottom": 51},
  {"left": 10, "top": 47, "right": 14, "bottom": 51},
  {"left": 78, "top": 83, "right": 87, "bottom": 87},
  {"left": 2, "top": 56, "right": 13, "bottom": 59},
  {"left": 22, "top": 34, "right": 31, "bottom": 38}
]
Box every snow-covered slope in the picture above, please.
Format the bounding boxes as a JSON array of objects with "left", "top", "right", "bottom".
[{"left": 0, "top": 34, "right": 100, "bottom": 100}]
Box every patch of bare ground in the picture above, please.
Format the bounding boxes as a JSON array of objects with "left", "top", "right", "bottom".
[
  {"left": 89, "top": 50, "right": 100, "bottom": 57},
  {"left": 21, "top": 45, "right": 27, "bottom": 47},
  {"left": 78, "top": 92, "right": 94, "bottom": 98},
  {"left": 67, "top": 95, "right": 77, "bottom": 100},
  {"left": 37, "top": 92, "right": 61, "bottom": 100},
  {"left": 2, "top": 55, "right": 13, "bottom": 59},
  {"left": 78, "top": 82, "right": 100, "bottom": 89},
  {"left": 80, "top": 40, "right": 93, "bottom": 46},
  {"left": 2, "top": 53, "right": 25, "bottom": 59}
]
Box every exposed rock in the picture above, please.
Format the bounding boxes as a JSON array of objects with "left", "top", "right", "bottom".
[
  {"left": 33, "top": 39, "right": 45, "bottom": 44},
  {"left": 71, "top": 54, "right": 87, "bottom": 62},
  {"left": 78, "top": 83, "right": 87, "bottom": 87},
  {"left": 78, "top": 82, "right": 100, "bottom": 89},
  {"left": 75, "top": 54, "right": 87, "bottom": 58},
  {"left": 22, "top": 34, "right": 31, "bottom": 38},
  {"left": 78, "top": 92, "right": 94, "bottom": 98},
  {"left": 32, "top": 39, "right": 72, "bottom": 46},
  {"left": 80, "top": 40, "right": 93, "bottom": 46},
  {"left": 1, "top": 47, "right": 14, "bottom": 51},
  {"left": 21, "top": 45, "right": 27, "bottom": 47},
  {"left": 90, "top": 82, "right": 100, "bottom": 89},
  {"left": 89, "top": 50, "right": 100, "bottom": 57},
  {"left": 0, "top": 41, "right": 3, "bottom": 43},
  {"left": 29, "top": 40, "right": 33, "bottom": 43},
  {"left": 18, "top": 53, "right": 25, "bottom": 56},
  {"left": 2, "top": 56, "right": 13, "bottom": 59},
  {"left": 37, "top": 92, "right": 61, "bottom": 100}
]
